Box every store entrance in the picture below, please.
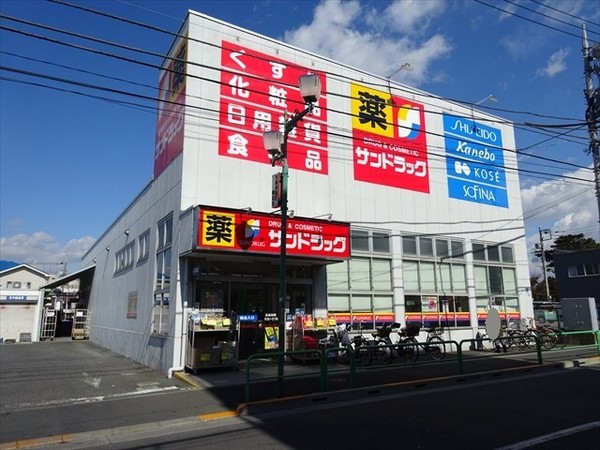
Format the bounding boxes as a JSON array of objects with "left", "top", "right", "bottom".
[{"left": 193, "top": 280, "right": 313, "bottom": 360}]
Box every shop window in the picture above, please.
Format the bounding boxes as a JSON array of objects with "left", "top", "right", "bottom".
[
  {"left": 138, "top": 229, "right": 150, "bottom": 262},
  {"left": 155, "top": 215, "right": 173, "bottom": 291},
  {"left": 405, "top": 295, "right": 421, "bottom": 313},
  {"left": 371, "top": 259, "right": 392, "bottom": 290},
  {"left": 402, "top": 261, "right": 419, "bottom": 291},
  {"left": 373, "top": 295, "right": 393, "bottom": 314},
  {"left": 327, "top": 260, "right": 349, "bottom": 290},
  {"left": 404, "top": 294, "right": 470, "bottom": 328},
  {"left": 501, "top": 246, "right": 514, "bottom": 263},
  {"left": 152, "top": 292, "right": 169, "bottom": 335},
  {"left": 127, "top": 291, "right": 138, "bottom": 319},
  {"left": 402, "top": 236, "right": 417, "bottom": 255},
  {"left": 473, "top": 243, "right": 486, "bottom": 261},
  {"left": 350, "top": 295, "right": 371, "bottom": 312},
  {"left": 420, "top": 237, "right": 434, "bottom": 257},
  {"left": 351, "top": 229, "right": 369, "bottom": 252},
  {"left": 153, "top": 213, "right": 173, "bottom": 336},
  {"left": 372, "top": 232, "right": 390, "bottom": 254},
  {"left": 487, "top": 245, "right": 500, "bottom": 262},
  {"left": 350, "top": 258, "right": 370, "bottom": 290},
  {"left": 451, "top": 240, "right": 464, "bottom": 259},
  {"left": 451, "top": 264, "right": 467, "bottom": 291},
  {"left": 420, "top": 262, "right": 435, "bottom": 291},
  {"left": 436, "top": 239, "right": 449, "bottom": 258},
  {"left": 474, "top": 266, "right": 489, "bottom": 295},
  {"left": 436, "top": 263, "right": 452, "bottom": 292},
  {"left": 328, "top": 294, "right": 349, "bottom": 312}
]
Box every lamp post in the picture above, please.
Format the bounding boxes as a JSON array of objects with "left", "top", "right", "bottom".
[
  {"left": 538, "top": 227, "right": 552, "bottom": 301},
  {"left": 262, "top": 74, "right": 322, "bottom": 394}
]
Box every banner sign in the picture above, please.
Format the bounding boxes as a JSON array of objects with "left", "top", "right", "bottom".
[
  {"left": 219, "top": 41, "right": 329, "bottom": 174},
  {"left": 443, "top": 114, "right": 508, "bottom": 208},
  {"left": 350, "top": 83, "right": 429, "bottom": 192},
  {"left": 196, "top": 206, "right": 350, "bottom": 259},
  {"left": 154, "top": 38, "right": 187, "bottom": 179}
]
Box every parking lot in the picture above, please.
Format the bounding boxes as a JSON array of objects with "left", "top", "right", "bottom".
[{"left": 0, "top": 340, "right": 188, "bottom": 414}]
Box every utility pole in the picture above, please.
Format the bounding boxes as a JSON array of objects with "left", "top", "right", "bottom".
[
  {"left": 582, "top": 24, "right": 600, "bottom": 236},
  {"left": 537, "top": 228, "right": 552, "bottom": 301}
]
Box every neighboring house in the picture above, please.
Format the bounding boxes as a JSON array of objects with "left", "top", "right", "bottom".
[
  {"left": 0, "top": 264, "right": 49, "bottom": 342},
  {"left": 554, "top": 248, "right": 600, "bottom": 301}
]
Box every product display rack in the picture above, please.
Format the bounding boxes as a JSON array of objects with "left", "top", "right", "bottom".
[
  {"left": 291, "top": 314, "right": 334, "bottom": 362},
  {"left": 185, "top": 310, "right": 238, "bottom": 372}
]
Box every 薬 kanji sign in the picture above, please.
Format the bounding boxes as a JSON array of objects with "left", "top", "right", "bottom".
[{"left": 196, "top": 206, "right": 350, "bottom": 259}]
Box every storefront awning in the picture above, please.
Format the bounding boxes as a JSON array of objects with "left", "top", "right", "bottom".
[{"left": 42, "top": 265, "right": 95, "bottom": 290}]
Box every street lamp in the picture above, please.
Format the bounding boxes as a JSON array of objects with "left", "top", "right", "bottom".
[
  {"left": 538, "top": 228, "right": 552, "bottom": 301},
  {"left": 262, "top": 73, "right": 322, "bottom": 394}
]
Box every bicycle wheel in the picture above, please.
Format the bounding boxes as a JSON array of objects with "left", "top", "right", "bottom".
[
  {"left": 541, "top": 329, "right": 558, "bottom": 350},
  {"left": 336, "top": 345, "right": 350, "bottom": 364},
  {"left": 355, "top": 340, "right": 373, "bottom": 366},
  {"left": 397, "top": 337, "right": 418, "bottom": 363},
  {"left": 427, "top": 336, "right": 445, "bottom": 360},
  {"left": 374, "top": 340, "right": 393, "bottom": 364},
  {"left": 523, "top": 330, "right": 538, "bottom": 349}
]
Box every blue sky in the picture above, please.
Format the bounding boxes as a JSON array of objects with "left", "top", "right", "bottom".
[{"left": 1, "top": 0, "right": 599, "bottom": 276}]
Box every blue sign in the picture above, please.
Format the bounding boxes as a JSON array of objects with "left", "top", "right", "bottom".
[
  {"left": 238, "top": 314, "right": 258, "bottom": 322},
  {"left": 6, "top": 295, "right": 28, "bottom": 301},
  {"left": 443, "top": 114, "right": 508, "bottom": 208}
]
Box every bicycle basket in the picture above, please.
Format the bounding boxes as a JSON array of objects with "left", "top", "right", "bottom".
[
  {"left": 405, "top": 323, "right": 421, "bottom": 337},
  {"left": 377, "top": 326, "right": 392, "bottom": 338}
]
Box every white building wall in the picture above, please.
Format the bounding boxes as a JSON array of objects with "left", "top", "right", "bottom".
[
  {"left": 179, "top": 12, "right": 531, "bottom": 314},
  {"left": 81, "top": 10, "right": 533, "bottom": 372},
  {"left": 81, "top": 158, "right": 183, "bottom": 373}
]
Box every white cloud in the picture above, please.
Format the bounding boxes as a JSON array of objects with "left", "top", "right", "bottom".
[
  {"left": 521, "top": 166, "right": 597, "bottom": 277},
  {"left": 535, "top": 47, "right": 570, "bottom": 77},
  {"left": 521, "top": 166, "right": 594, "bottom": 227},
  {"left": 377, "top": 0, "right": 447, "bottom": 35},
  {"left": 0, "top": 233, "right": 95, "bottom": 273},
  {"left": 283, "top": 0, "right": 452, "bottom": 86}
]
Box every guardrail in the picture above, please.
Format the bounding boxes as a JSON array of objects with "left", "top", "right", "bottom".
[{"left": 244, "top": 329, "right": 600, "bottom": 402}]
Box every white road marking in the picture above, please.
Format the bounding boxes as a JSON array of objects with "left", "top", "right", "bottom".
[{"left": 494, "top": 421, "right": 600, "bottom": 450}]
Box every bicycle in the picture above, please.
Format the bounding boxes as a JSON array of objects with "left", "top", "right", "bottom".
[
  {"left": 321, "top": 323, "right": 372, "bottom": 366},
  {"left": 395, "top": 323, "right": 420, "bottom": 363},
  {"left": 370, "top": 322, "right": 400, "bottom": 364},
  {"left": 422, "top": 324, "right": 446, "bottom": 360}
]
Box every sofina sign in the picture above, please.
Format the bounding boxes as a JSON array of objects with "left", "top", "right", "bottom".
[{"left": 443, "top": 114, "right": 508, "bottom": 208}]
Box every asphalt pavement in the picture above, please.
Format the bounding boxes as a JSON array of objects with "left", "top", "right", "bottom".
[{"left": 0, "top": 339, "right": 598, "bottom": 449}]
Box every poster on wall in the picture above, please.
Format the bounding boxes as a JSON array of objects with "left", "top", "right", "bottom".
[
  {"left": 154, "top": 38, "right": 187, "bottom": 179},
  {"left": 350, "top": 83, "right": 429, "bottom": 192},
  {"left": 443, "top": 114, "right": 508, "bottom": 208},
  {"left": 196, "top": 206, "right": 351, "bottom": 259},
  {"left": 219, "top": 41, "right": 329, "bottom": 174}
]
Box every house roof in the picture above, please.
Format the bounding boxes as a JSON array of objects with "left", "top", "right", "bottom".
[
  {"left": 0, "top": 263, "right": 49, "bottom": 278},
  {"left": 41, "top": 265, "right": 95, "bottom": 290}
]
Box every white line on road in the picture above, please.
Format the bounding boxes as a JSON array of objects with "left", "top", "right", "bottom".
[{"left": 494, "top": 421, "right": 600, "bottom": 450}]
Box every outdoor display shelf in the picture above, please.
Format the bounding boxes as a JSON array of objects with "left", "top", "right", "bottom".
[
  {"left": 185, "top": 310, "right": 238, "bottom": 372},
  {"left": 291, "top": 314, "right": 335, "bottom": 362}
]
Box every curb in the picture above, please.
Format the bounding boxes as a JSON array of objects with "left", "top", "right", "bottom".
[
  {"left": 172, "top": 371, "right": 205, "bottom": 389},
  {"left": 237, "top": 357, "right": 599, "bottom": 416}
]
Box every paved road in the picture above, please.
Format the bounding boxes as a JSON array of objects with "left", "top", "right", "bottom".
[{"left": 0, "top": 340, "right": 598, "bottom": 449}]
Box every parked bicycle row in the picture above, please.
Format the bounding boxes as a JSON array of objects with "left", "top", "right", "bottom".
[
  {"left": 318, "top": 322, "right": 447, "bottom": 366},
  {"left": 472, "top": 317, "right": 567, "bottom": 353}
]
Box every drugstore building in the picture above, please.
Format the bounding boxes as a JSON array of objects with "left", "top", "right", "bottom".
[{"left": 79, "top": 10, "right": 534, "bottom": 374}]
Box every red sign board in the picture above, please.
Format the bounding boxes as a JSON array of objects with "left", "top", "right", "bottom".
[
  {"left": 350, "top": 83, "right": 429, "bottom": 193},
  {"left": 154, "top": 40, "right": 187, "bottom": 179},
  {"left": 196, "top": 206, "right": 350, "bottom": 259},
  {"left": 218, "top": 41, "right": 329, "bottom": 174}
]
